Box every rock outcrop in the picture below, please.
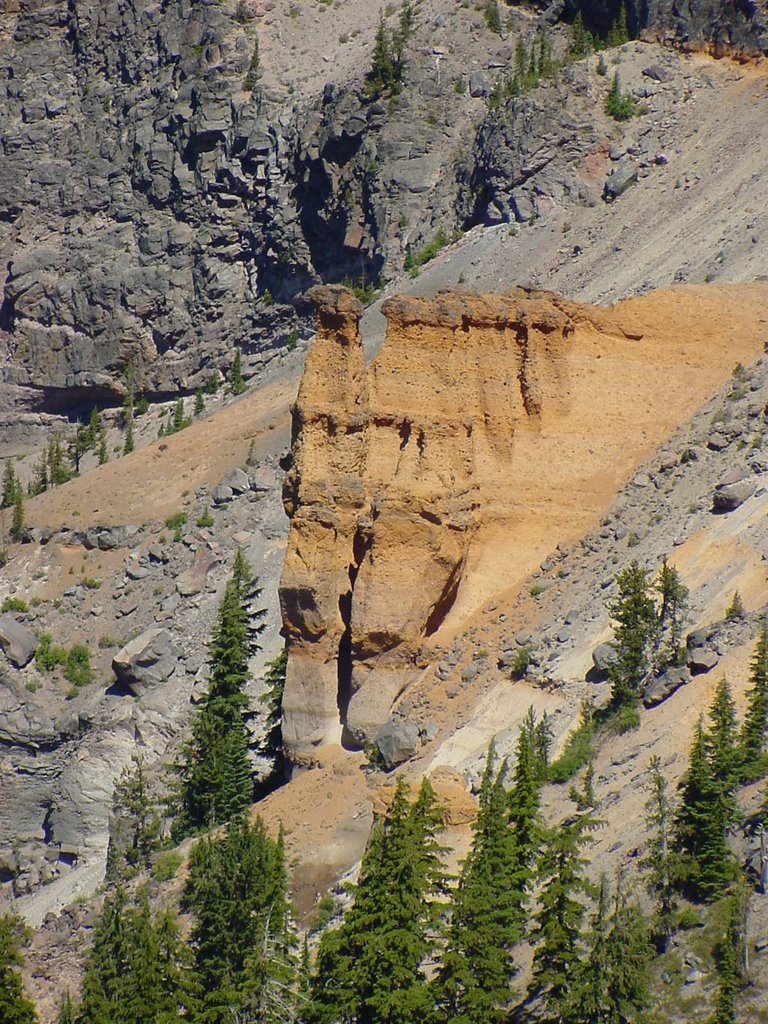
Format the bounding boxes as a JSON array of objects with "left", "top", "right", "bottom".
[{"left": 280, "top": 282, "right": 768, "bottom": 762}]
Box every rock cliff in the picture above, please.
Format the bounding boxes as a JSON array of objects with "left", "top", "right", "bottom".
[
  {"left": 279, "top": 281, "right": 768, "bottom": 761},
  {"left": 2, "top": 0, "right": 766, "bottom": 442}
]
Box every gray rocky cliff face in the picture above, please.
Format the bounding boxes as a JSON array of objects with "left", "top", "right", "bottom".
[{"left": 2, "top": 0, "right": 765, "bottom": 433}]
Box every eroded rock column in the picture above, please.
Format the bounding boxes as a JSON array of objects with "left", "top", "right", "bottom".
[{"left": 279, "top": 286, "right": 369, "bottom": 762}]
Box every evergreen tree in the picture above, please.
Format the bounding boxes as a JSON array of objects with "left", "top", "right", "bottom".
[
  {"left": 530, "top": 812, "right": 599, "bottom": 1018},
  {"left": 642, "top": 755, "right": 677, "bottom": 949},
  {"left": 508, "top": 714, "right": 544, "bottom": 871},
  {"left": 433, "top": 745, "right": 526, "bottom": 1024},
  {"left": 740, "top": 621, "right": 768, "bottom": 781},
  {"left": 310, "top": 779, "right": 447, "bottom": 1024},
  {"left": 676, "top": 685, "right": 739, "bottom": 902},
  {"left": 230, "top": 349, "right": 247, "bottom": 395},
  {"left": 257, "top": 647, "right": 288, "bottom": 795},
  {"left": 194, "top": 388, "right": 205, "bottom": 416},
  {"left": 186, "top": 815, "right": 290, "bottom": 1023},
  {"left": 0, "top": 915, "right": 38, "bottom": 1024},
  {"left": 57, "top": 992, "right": 76, "bottom": 1024},
  {"left": 97, "top": 429, "right": 108, "bottom": 466},
  {"left": 2, "top": 461, "right": 17, "bottom": 509},
  {"left": 174, "top": 552, "right": 266, "bottom": 835},
  {"left": 711, "top": 894, "right": 741, "bottom": 1024},
  {"left": 10, "top": 488, "right": 24, "bottom": 543},
  {"left": 600, "top": 876, "right": 652, "bottom": 1023},
  {"left": 123, "top": 415, "right": 135, "bottom": 455},
  {"left": 655, "top": 556, "right": 688, "bottom": 669},
  {"left": 608, "top": 560, "right": 659, "bottom": 707},
  {"left": 567, "top": 874, "right": 610, "bottom": 1024},
  {"left": 105, "top": 755, "right": 163, "bottom": 882}
]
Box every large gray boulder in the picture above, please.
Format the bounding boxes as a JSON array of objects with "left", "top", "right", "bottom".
[
  {"left": 713, "top": 477, "right": 755, "bottom": 512},
  {"left": 591, "top": 642, "right": 618, "bottom": 678},
  {"left": 603, "top": 158, "right": 638, "bottom": 202},
  {"left": 643, "top": 665, "right": 691, "bottom": 707},
  {"left": 112, "top": 628, "right": 177, "bottom": 695},
  {"left": 375, "top": 719, "right": 421, "bottom": 770},
  {"left": 0, "top": 615, "right": 38, "bottom": 668}
]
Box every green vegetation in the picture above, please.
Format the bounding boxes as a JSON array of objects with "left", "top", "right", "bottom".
[
  {"left": 164, "top": 511, "right": 187, "bottom": 542},
  {"left": 1, "top": 597, "right": 28, "bottom": 614},
  {"left": 364, "top": 0, "right": 415, "bottom": 98},
  {"left": 230, "top": 348, "right": 247, "bottom": 396},
  {"left": 605, "top": 71, "right": 636, "bottom": 121},
  {"left": 172, "top": 551, "right": 266, "bottom": 837},
  {"left": 404, "top": 230, "right": 459, "bottom": 275},
  {"left": 1, "top": 461, "right": 18, "bottom": 510},
  {"left": 311, "top": 778, "right": 446, "bottom": 1024},
  {"left": 152, "top": 850, "right": 183, "bottom": 883},
  {"left": 35, "top": 635, "right": 93, "bottom": 689},
  {"left": 608, "top": 556, "right": 688, "bottom": 710},
  {"left": 256, "top": 647, "right": 288, "bottom": 796},
  {"left": 244, "top": 38, "right": 260, "bottom": 91},
  {"left": 106, "top": 756, "right": 163, "bottom": 883},
  {"left": 483, "top": 0, "right": 501, "bottom": 34},
  {"left": 196, "top": 510, "right": 214, "bottom": 528},
  {"left": 0, "top": 915, "right": 38, "bottom": 1024},
  {"left": 725, "top": 590, "right": 745, "bottom": 621},
  {"left": 10, "top": 488, "right": 24, "bottom": 543},
  {"left": 549, "top": 701, "right": 595, "bottom": 782}
]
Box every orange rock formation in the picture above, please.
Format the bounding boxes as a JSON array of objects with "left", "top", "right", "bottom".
[{"left": 279, "top": 282, "right": 768, "bottom": 763}]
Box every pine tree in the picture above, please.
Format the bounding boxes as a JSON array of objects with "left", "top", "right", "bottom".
[
  {"left": 676, "top": 685, "right": 739, "bottom": 902},
  {"left": 97, "top": 429, "right": 108, "bottom": 465},
  {"left": 567, "top": 874, "right": 611, "bottom": 1024},
  {"left": 601, "top": 876, "right": 652, "bottom": 1023},
  {"left": 257, "top": 647, "right": 288, "bottom": 796},
  {"left": 740, "top": 622, "right": 768, "bottom": 781},
  {"left": 10, "top": 488, "right": 24, "bottom": 543},
  {"left": 608, "top": 560, "right": 659, "bottom": 707},
  {"left": 194, "top": 388, "right": 205, "bottom": 416},
  {"left": 57, "top": 992, "right": 75, "bottom": 1024},
  {"left": 77, "top": 888, "right": 133, "bottom": 1024},
  {"left": 105, "top": 755, "right": 163, "bottom": 882},
  {"left": 123, "top": 416, "right": 134, "bottom": 455},
  {"left": 310, "top": 779, "right": 447, "bottom": 1024},
  {"left": 174, "top": 552, "right": 266, "bottom": 836},
  {"left": 0, "top": 915, "right": 38, "bottom": 1024},
  {"left": 642, "top": 755, "right": 677, "bottom": 949},
  {"left": 433, "top": 745, "right": 526, "bottom": 1024},
  {"left": 530, "top": 812, "right": 599, "bottom": 1017},
  {"left": 2, "top": 461, "right": 17, "bottom": 509},
  {"left": 711, "top": 894, "right": 741, "bottom": 1024},
  {"left": 186, "top": 815, "right": 289, "bottom": 1023},
  {"left": 230, "top": 349, "right": 247, "bottom": 395}
]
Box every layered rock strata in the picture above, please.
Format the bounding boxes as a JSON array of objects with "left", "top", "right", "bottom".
[{"left": 279, "top": 283, "right": 768, "bottom": 763}]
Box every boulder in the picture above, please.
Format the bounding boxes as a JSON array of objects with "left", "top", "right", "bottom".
[
  {"left": 0, "top": 615, "right": 37, "bottom": 668},
  {"left": 643, "top": 665, "right": 691, "bottom": 707},
  {"left": 688, "top": 647, "right": 719, "bottom": 674},
  {"left": 469, "top": 71, "right": 490, "bottom": 98},
  {"left": 112, "top": 628, "right": 177, "bottom": 694},
  {"left": 219, "top": 467, "right": 250, "bottom": 494},
  {"left": 591, "top": 642, "right": 617, "bottom": 677},
  {"left": 713, "top": 478, "right": 755, "bottom": 512},
  {"left": 603, "top": 158, "right": 638, "bottom": 202},
  {"left": 176, "top": 547, "right": 218, "bottom": 596},
  {"left": 375, "top": 719, "right": 420, "bottom": 770}
]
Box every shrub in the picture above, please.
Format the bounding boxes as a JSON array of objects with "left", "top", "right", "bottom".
[
  {"left": 1, "top": 597, "right": 28, "bottom": 613},
  {"left": 549, "top": 704, "right": 595, "bottom": 782},
  {"left": 196, "top": 511, "right": 215, "bottom": 528},
  {"left": 81, "top": 577, "right": 101, "bottom": 590},
  {"left": 152, "top": 849, "right": 183, "bottom": 882},
  {"left": 165, "top": 512, "right": 187, "bottom": 542},
  {"left": 64, "top": 645, "right": 93, "bottom": 688},
  {"left": 36, "top": 633, "right": 66, "bottom": 672},
  {"left": 511, "top": 646, "right": 533, "bottom": 678}
]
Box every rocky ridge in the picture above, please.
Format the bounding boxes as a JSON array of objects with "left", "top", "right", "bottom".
[{"left": 2, "top": 0, "right": 766, "bottom": 446}]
